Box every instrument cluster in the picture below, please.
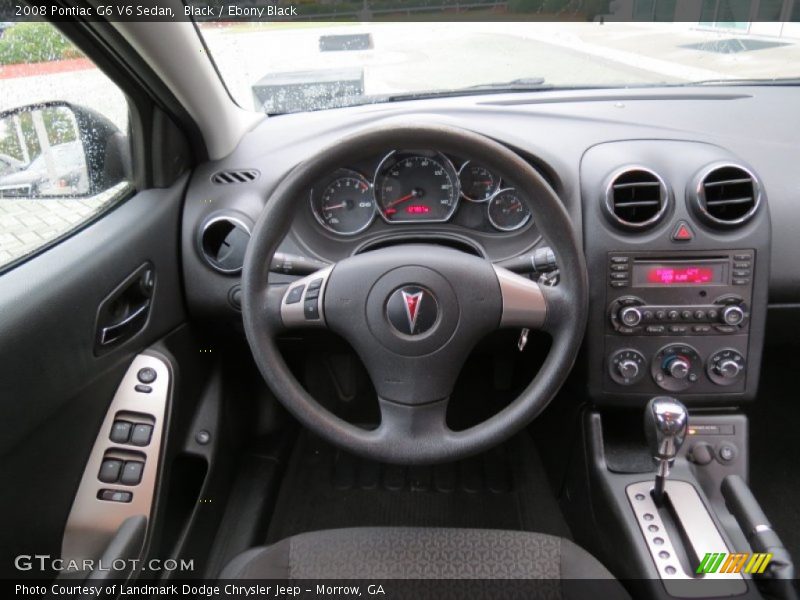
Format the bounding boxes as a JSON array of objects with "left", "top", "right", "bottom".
[{"left": 308, "top": 150, "right": 533, "bottom": 236}]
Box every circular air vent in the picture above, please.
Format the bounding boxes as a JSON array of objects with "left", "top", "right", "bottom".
[
  {"left": 604, "top": 167, "right": 669, "bottom": 230},
  {"left": 199, "top": 215, "right": 252, "bottom": 274},
  {"left": 692, "top": 164, "right": 760, "bottom": 227}
]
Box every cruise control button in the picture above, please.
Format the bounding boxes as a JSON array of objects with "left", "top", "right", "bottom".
[
  {"left": 137, "top": 368, "right": 157, "bottom": 384},
  {"left": 285, "top": 285, "right": 305, "bottom": 304},
  {"left": 130, "top": 424, "right": 153, "bottom": 447},
  {"left": 98, "top": 459, "right": 123, "bottom": 483},
  {"left": 307, "top": 278, "right": 323, "bottom": 290},
  {"left": 134, "top": 384, "right": 152, "bottom": 394},
  {"left": 304, "top": 288, "right": 320, "bottom": 300},
  {"left": 304, "top": 300, "right": 320, "bottom": 320},
  {"left": 120, "top": 461, "right": 145, "bottom": 486},
  {"left": 110, "top": 420, "right": 132, "bottom": 444}
]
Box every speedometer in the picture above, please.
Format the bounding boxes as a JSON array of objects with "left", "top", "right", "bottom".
[{"left": 375, "top": 151, "right": 459, "bottom": 223}]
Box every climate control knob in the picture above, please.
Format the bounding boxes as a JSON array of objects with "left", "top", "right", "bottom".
[
  {"left": 707, "top": 349, "right": 746, "bottom": 386},
  {"left": 721, "top": 305, "right": 745, "bottom": 326},
  {"left": 666, "top": 356, "right": 690, "bottom": 380},
  {"left": 619, "top": 306, "right": 643, "bottom": 327},
  {"left": 609, "top": 349, "right": 646, "bottom": 385},
  {"left": 651, "top": 344, "right": 701, "bottom": 392}
]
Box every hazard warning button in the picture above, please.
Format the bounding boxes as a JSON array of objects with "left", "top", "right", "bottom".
[{"left": 672, "top": 221, "right": 694, "bottom": 241}]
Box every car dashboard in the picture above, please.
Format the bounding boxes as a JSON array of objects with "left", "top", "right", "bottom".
[{"left": 180, "top": 85, "right": 800, "bottom": 408}]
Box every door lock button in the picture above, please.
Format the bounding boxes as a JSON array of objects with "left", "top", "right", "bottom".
[{"left": 98, "top": 489, "right": 133, "bottom": 503}]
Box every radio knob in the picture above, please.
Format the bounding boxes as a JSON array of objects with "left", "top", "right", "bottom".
[
  {"left": 666, "top": 356, "right": 690, "bottom": 380},
  {"left": 715, "top": 359, "right": 742, "bottom": 379},
  {"left": 617, "top": 359, "right": 640, "bottom": 380},
  {"left": 619, "top": 306, "right": 643, "bottom": 327},
  {"left": 721, "top": 305, "right": 745, "bottom": 326}
]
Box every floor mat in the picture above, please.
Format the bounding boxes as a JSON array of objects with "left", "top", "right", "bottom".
[{"left": 266, "top": 431, "right": 570, "bottom": 544}]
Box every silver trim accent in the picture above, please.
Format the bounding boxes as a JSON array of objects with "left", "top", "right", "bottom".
[
  {"left": 308, "top": 168, "right": 376, "bottom": 236},
  {"left": 280, "top": 265, "right": 334, "bottom": 328},
  {"left": 487, "top": 187, "right": 532, "bottom": 232},
  {"left": 374, "top": 150, "right": 461, "bottom": 224},
  {"left": 493, "top": 265, "right": 546, "bottom": 328},
  {"left": 753, "top": 524, "right": 772, "bottom": 534},
  {"left": 627, "top": 480, "right": 746, "bottom": 595},
  {"left": 693, "top": 163, "right": 762, "bottom": 227},
  {"left": 457, "top": 160, "right": 500, "bottom": 203},
  {"left": 603, "top": 165, "right": 670, "bottom": 230},
  {"left": 61, "top": 354, "right": 170, "bottom": 572},
  {"left": 199, "top": 214, "right": 252, "bottom": 274}
]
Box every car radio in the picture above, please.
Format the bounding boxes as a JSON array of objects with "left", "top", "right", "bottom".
[
  {"left": 603, "top": 250, "right": 755, "bottom": 394},
  {"left": 606, "top": 250, "right": 752, "bottom": 337}
]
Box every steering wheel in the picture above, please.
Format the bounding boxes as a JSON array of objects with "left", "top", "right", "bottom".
[{"left": 242, "top": 124, "right": 588, "bottom": 464}]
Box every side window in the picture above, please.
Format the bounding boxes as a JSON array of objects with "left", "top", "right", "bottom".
[{"left": 0, "top": 22, "right": 132, "bottom": 270}]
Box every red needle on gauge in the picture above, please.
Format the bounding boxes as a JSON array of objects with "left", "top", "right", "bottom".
[
  {"left": 385, "top": 190, "right": 418, "bottom": 209},
  {"left": 324, "top": 202, "right": 347, "bottom": 211}
]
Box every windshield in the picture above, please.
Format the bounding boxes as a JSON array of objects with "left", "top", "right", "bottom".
[{"left": 199, "top": 21, "right": 800, "bottom": 114}]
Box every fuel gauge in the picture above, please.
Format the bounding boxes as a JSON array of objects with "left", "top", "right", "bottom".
[{"left": 459, "top": 161, "right": 500, "bottom": 202}]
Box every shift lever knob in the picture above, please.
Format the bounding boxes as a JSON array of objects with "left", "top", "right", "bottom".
[{"left": 644, "top": 396, "right": 688, "bottom": 504}]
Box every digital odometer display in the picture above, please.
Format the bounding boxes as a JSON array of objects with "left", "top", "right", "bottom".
[
  {"left": 632, "top": 260, "right": 727, "bottom": 286},
  {"left": 375, "top": 152, "right": 459, "bottom": 223}
]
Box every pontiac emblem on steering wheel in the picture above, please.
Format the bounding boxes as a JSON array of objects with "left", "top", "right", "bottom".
[{"left": 386, "top": 286, "right": 438, "bottom": 335}]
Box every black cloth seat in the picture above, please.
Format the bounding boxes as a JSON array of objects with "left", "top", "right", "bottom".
[{"left": 221, "top": 527, "right": 629, "bottom": 598}]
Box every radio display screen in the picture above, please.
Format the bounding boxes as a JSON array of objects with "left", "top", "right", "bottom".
[{"left": 632, "top": 260, "right": 727, "bottom": 286}]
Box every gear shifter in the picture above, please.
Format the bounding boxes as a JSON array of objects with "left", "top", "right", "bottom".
[{"left": 644, "top": 396, "right": 688, "bottom": 505}]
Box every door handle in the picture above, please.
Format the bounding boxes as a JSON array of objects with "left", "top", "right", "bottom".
[
  {"left": 94, "top": 263, "right": 155, "bottom": 355},
  {"left": 99, "top": 301, "right": 150, "bottom": 346}
]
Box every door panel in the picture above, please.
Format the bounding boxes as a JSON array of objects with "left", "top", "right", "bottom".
[{"left": 0, "top": 175, "right": 187, "bottom": 577}]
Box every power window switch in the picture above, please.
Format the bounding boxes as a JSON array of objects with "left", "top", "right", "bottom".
[
  {"left": 130, "top": 424, "right": 153, "bottom": 447},
  {"left": 110, "top": 420, "right": 132, "bottom": 444},
  {"left": 120, "top": 461, "right": 144, "bottom": 485},
  {"left": 98, "top": 459, "right": 123, "bottom": 483},
  {"left": 98, "top": 489, "right": 132, "bottom": 503}
]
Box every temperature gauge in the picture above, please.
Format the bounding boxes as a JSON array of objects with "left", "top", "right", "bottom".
[
  {"left": 487, "top": 188, "right": 531, "bottom": 232},
  {"left": 458, "top": 161, "right": 500, "bottom": 202}
]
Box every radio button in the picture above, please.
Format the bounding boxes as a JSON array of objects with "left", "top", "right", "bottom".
[
  {"left": 693, "top": 325, "right": 712, "bottom": 333},
  {"left": 646, "top": 325, "right": 666, "bottom": 334},
  {"left": 693, "top": 310, "right": 706, "bottom": 320},
  {"left": 610, "top": 272, "right": 629, "bottom": 281},
  {"left": 610, "top": 256, "right": 629, "bottom": 264},
  {"left": 610, "top": 281, "right": 628, "bottom": 288},
  {"left": 667, "top": 310, "right": 679, "bottom": 321},
  {"left": 734, "top": 253, "right": 751, "bottom": 261},
  {"left": 620, "top": 306, "right": 643, "bottom": 327},
  {"left": 655, "top": 310, "right": 666, "bottom": 320},
  {"left": 733, "top": 269, "right": 750, "bottom": 277},
  {"left": 715, "top": 325, "right": 737, "bottom": 334},
  {"left": 722, "top": 305, "right": 745, "bottom": 326},
  {"left": 669, "top": 325, "right": 688, "bottom": 334},
  {"left": 681, "top": 310, "right": 692, "bottom": 320},
  {"left": 733, "top": 278, "right": 749, "bottom": 286},
  {"left": 707, "top": 309, "right": 719, "bottom": 320},
  {"left": 642, "top": 310, "right": 654, "bottom": 320},
  {"left": 734, "top": 262, "right": 750, "bottom": 269}
]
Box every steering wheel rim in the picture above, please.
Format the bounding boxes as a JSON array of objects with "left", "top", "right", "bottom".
[{"left": 242, "top": 123, "right": 588, "bottom": 464}]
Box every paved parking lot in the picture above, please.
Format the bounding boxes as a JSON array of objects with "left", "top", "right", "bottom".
[{"left": 0, "top": 186, "right": 125, "bottom": 268}]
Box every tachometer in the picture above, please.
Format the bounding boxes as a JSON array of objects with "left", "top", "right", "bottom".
[
  {"left": 310, "top": 170, "right": 375, "bottom": 235},
  {"left": 487, "top": 188, "right": 532, "bottom": 232},
  {"left": 375, "top": 151, "right": 459, "bottom": 223},
  {"left": 458, "top": 161, "right": 500, "bottom": 202}
]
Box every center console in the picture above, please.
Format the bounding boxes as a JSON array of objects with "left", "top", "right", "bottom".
[{"left": 580, "top": 140, "right": 770, "bottom": 406}]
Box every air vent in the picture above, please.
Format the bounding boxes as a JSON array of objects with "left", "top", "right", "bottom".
[
  {"left": 211, "top": 169, "right": 260, "bottom": 185},
  {"left": 604, "top": 168, "right": 668, "bottom": 229},
  {"left": 199, "top": 215, "right": 252, "bottom": 274},
  {"left": 694, "top": 164, "right": 760, "bottom": 227}
]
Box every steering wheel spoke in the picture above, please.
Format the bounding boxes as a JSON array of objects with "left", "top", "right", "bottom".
[
  {"left": 278, "top": 265, "right": 334, "bottom": 329},
  {"left": 374, "top": 397, "right": 451, "bottom": 456}
]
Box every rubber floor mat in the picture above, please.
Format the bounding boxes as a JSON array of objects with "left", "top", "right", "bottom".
[{"left": 266, "top": 430, "right": 570, "bottom": 543}]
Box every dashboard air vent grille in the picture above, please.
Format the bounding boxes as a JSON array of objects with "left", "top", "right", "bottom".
[
  {"left": 697, "top": 165, "right": 759, "bottom": 226},
  {"left": 211, "top": 169, "right": 260, "bottom": 185},
  {"left": 606, "top": 168, "right": 667, "bottom": 229}
]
